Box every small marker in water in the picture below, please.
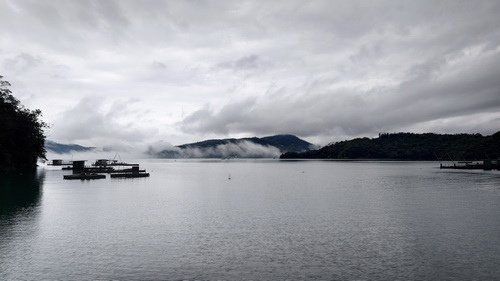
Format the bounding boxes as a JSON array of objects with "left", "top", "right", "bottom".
[{"left": 228, "top": 173, "right": 231, "bottom": 180}]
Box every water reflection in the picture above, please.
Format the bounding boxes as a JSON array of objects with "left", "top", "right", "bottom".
[
  {"left": 2, "top": 162, "right": 500, "bottom": 280},
  {"left": 0, "top": 170, "right": 45, "bottom": 219},
  {"left": 0, "top": 170, "right": 44, "bottom": 280}
]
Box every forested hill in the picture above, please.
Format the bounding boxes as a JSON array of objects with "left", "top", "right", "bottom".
[
  {"left": 153, "top": 134, "right": 313, "bottom": 158},
  {"left": 280, "top": 132, "right": 500, "bottom": 160},
  {"left": 45, "top": 141, "right": 94, "bottom": 154},
  {"left": 177, "top": 134, "right": 312, "bottom": 153}
]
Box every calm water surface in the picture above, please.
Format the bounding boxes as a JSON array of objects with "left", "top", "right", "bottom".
[{"left": 1, "top": 160, "right": 500, "bottom": 280}]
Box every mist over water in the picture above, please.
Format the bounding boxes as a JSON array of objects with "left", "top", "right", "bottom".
[
  {"left": 1, "top": 160, "right": 500, "bottom": 280},
  {"left": 45, "top": 150, "right": 147, "bottom": 163},
  {"left": 148, "top": 140, "right": 282, "bottom": 158},
  {"left": 47, "top": 139, "right": 283, "bottom": 161}
]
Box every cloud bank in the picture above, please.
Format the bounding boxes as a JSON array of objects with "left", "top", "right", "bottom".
[
  {"left": 1, "top": 1, "right": 499, "bottom": 146},
  {"left": 147, "top": 140, "right": 281, "bottom": 158}
]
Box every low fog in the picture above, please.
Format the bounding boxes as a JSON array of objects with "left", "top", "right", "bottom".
[
  {"left": 45, "top": 139, "right": 282, "bottom": 160},
  {"left": 147, "top": 140, "right": 281, "bottom": 159},
  {"left": 44, "top": 148, "right": 147, "bottom": 164}
]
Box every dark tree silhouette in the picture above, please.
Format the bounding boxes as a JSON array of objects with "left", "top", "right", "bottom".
[
  {"left": 0, "top": 75, "right": 46, "bottom": 174},
  {"left": 281, "top": 132, "right": 500, "bottom": 160}
]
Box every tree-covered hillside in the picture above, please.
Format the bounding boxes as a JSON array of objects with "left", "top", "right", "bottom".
[
  {"left": 177, "top": 134, "right": 312, "bottom": 153},
  {"left": 45, "top": 140, "right": 94, "bottom": 154},
  {"left": 152, "top": 134, "right": 313, "bottom": 158},
  {"left": 281, "top": 132, "right": 500, "bottom": 160},
  {"left": 0, "top": 76, "right": 46, "bottom": 174}
]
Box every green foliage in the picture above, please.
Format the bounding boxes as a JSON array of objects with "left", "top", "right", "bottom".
[
  {"left": 0, "top": 75, "right": 46, "bottom": 174},
  {"left": 281, "top": 132, "right": 500, "bottom": 160}
]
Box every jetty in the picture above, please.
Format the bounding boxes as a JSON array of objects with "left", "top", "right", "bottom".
[
  {"left": 440, "top": 160, "right": 500, "bottom": 171},
  {"left": 48, "top": 159, "right": 73, "bottom": 166},
  {"left": 59, "top": 159, "right": 150, "bottom": 180},
  {"left": 109, "top": 168, "right": 146, "bottom": 173},
  {"left": 63, "top": 173, "right": 106, "bottom": 180},
  {"left": 111, "top": 172, "right": 150, "bottom": 178},
  {"left": 110, "top": 166, "right": 150, "bottom": 178},
  {"left": 92, "top": 159, "right": 139, "bottom": 167},
  {"left": 62, "top": 160, "right": 105, "bottom": 180}
]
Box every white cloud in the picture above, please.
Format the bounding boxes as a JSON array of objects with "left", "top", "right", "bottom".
[{"left": 48, "top": 96, "right": 158, "bottom": 148}]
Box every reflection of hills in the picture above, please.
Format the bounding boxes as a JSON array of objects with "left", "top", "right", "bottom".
[{"left": 0, "top": 170, "right": 45, "bottom": 217}]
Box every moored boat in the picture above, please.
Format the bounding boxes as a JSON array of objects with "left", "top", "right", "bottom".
[{"left": 110, "top": 172, "right": 150, "bottom": 178}]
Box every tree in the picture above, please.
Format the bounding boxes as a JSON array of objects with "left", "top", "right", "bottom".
[
  {"left": 281, "top": 131, "right": 500, "bottom": 160},
  {"left": 0, "top": 75, "right": 46, "bottom": 174}
]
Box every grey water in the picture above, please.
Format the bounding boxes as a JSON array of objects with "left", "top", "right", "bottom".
[{"left": 1, "top": 160, "right": 500, "bottom": 280}]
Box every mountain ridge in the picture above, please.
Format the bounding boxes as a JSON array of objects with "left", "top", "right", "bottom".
[
  {"left": 155, "top": 134, "right": 313, "bottom": 158},
  {"left": 280, "top": 131, "right": 500, "bottom": 160},
  {"left": 45, "top": 140, "right": 95, "bottom": 154}
]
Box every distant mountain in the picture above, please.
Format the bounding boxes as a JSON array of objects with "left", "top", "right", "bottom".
[
  {"left": 154, "top": 134, "right": 313, "bottom": 158},
  {"left": 45, "top": 140, "right": 94, "bottom": 154},
  {"left": 260, "top": 135, "right": 316, "bottom": 152},
  {"left": 281, "top": 131, "right": 500, "bottom": 160},
  {"left": 178, "top": 137, "right": 268, "bottom": 149}
]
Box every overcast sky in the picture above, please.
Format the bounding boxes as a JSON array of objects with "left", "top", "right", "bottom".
[{"left": 1, "top": 0, "right": 499, "bottom": 148}]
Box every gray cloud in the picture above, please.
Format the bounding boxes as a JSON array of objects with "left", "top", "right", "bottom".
[
  {"left": 0, "top": 0, "right": 499, "bottom": 146},
  {"left": 3, "top": 53, "right": 41, "bottom": 73},
  {"left": 180, "top": 44, "right": 500, "bottom": 141},
  {"left": 49, "top": 96, "right": 158, "bottom": 148},
  {"left": 216, "top": 54, "right": 260, "bottom": 71}
]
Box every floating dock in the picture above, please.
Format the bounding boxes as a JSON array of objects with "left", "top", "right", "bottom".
[
  {"left": 48, "top": 159, "right": 74, "bottom": 166},
  {"left": 80, "top": 167, "right": 115, "bottom": 173},
  {"left": 110, "top": 166, "right": 149, "bottom": 178},
  {"left": 58, "top": 159, "right": 151, "bottom": 180},
  {"left": 110, "top": 172, "right": 150, "bottom": 178},
  {"left": 63, "top": 173, "right": 106, "bottom": 180},
  {"left": 109, "top": 168, "right": 146, "bottom": 173},
  {"left": 92, "top": 159, "right": 139, "bottom": 167},
  {"left": 440, "top": 160, "right": 500, "bottom": 171}
]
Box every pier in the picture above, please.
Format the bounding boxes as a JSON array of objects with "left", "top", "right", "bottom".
[
  {"left": 48, "top": 159, "right": 73, "bottom": 166},
  {"left": 440, "top": 160, "right": 500, "bottom": 171},
  {"left": 59, "top": 159, "right": 150, "bottom": 180},
  {"left": 63, "top": 173, "right": 106, "bottom": 180}
]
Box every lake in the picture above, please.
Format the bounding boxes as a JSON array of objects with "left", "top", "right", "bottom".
[{"left": 1, "top": 160, "right": 500, "bottom": 280}]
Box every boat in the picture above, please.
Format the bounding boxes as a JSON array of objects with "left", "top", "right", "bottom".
[
  {"left": 48, "top": 159, "right": 73, "bottom": 166},
  {"left": 110, "top": 172, "right": 149, "bottom": 178},
  {"left": 81, "top": 167, "right": 116, "bottom": 173},
  {"left": 63, "top": 173, "right": 106, "bottom": 180},
  {"left": 109, "top": 168, "right": 146, "bottom": 173},
  {"left": 65, "top": 159, "right": 151, "bottom": 179},
  {"left": 68, "top": 160, "right": 117, "bottom": 173},
  {"left": 92, "top": 158, "right": 138, "bottom": 167}
]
